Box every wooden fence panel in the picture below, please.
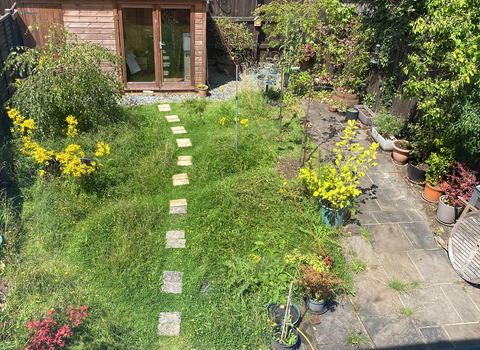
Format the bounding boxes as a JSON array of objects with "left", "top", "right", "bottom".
[{"left": 0, "top": 11, "right": 22, "bottom": 138}]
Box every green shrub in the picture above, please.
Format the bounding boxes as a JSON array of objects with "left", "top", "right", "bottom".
[
  {"left": 373, "top": 111, "right": 404, "bottom": 138},
  {"left": 3, "top": 25, "right": 124, "bottom": 139}
]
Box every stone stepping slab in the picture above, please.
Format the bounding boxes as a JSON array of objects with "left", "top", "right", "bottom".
[
  {"left": 161, "top": 271, "right": 183, "bottom": 294},
  {"left": 177, "top": 156, "right": 192, "bottom": 166},
  {"left": 165, "top": 115, "right": 180, "bottom": 123},
  {"left": 169, "top": 199, "right": 187, "bottom": 214},
  {"left": 158, "top": 312, "right": 181, "bottom": 336},
  {"left": 173, "top": 173, "right": 189, "bottom": 186},
  {"left": 176, "top": 138, "right": 192, "bottom": 148},
  {"left": 171, "top": 126, "right": 187, "bottom": 134},
  {"left": 166, "top": 230, "right": 186, "bottom": 248},
  {"left": 157, "top": 104, "right": 171, "bottom": 112}
]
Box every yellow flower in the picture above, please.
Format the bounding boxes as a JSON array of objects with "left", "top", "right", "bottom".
[
  {"left": 65, "top": 272, "right": 68, "bottom": 275},
  {"left": 39, "top": 170, "right": 45, "bottom": 177}
]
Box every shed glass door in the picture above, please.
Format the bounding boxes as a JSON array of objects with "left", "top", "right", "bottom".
[
  {"left": 160, "top": 9, "right": 191, "bottom": 82},
  {"left": 122, "top": 8, "right": 155, "bottom": 83}
]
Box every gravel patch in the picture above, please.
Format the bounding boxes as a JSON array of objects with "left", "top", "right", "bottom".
[{"left": 120, "top": 65, "right": 264, "bottom": 106}]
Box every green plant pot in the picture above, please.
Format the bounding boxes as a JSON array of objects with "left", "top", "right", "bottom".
[
  {"left": 319, "top": 200, "right": 350, "bottom": 228},
  {"left": 270, "top": 324, "right": 299, "bottom": 350}
]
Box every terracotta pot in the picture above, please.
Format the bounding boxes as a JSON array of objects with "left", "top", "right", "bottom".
[
  {"left": 198, "top": 89, "right": 208, "bottom": 98},
  {"left": 328, "top": 105, "right": 337, "bottom": 113},
  {"left": 392, "top": 140, "right": 411, "bottom": 165},
  {"left": 422, "top": 182, "right": 446, "bottom": 203}
]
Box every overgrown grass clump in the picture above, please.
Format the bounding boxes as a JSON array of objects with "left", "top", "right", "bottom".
[{"left": 1, "top": 92, "right": 352, "bottom": 349}]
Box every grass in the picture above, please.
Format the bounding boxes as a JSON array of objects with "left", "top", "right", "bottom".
[
  {"left": 360, "top": 227, "right": 371, "bottom": 242},
  {"left": 345, "top": 332, "right": 370, "bottom": 347},
  {"left": 350, "top": 259, "right": 367, "bottom": 273},
  {"left": 387, "top": 278, "right": 420, "bottom": 293},
  {"left": 0, "top": 92, "right": 353, "bottom": 349},
  {"left": 400, "top": 307, "right": 413, "bottom": 318}
]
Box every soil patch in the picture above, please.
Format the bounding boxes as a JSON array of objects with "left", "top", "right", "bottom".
[{"left": 276, "top": 157, "right": 301, "bottom": 181}]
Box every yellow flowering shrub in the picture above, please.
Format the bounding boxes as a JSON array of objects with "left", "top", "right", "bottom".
[{"left": 8, "top": 108, "right": 110, "bottom": 177}]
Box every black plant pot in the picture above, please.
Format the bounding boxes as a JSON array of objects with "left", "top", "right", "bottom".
[
  {"left": 345, "top": 108, "right": 359, "bottom": 121},
  {"left": 407, "top": 162, "right": 427, "bottom": 184}
]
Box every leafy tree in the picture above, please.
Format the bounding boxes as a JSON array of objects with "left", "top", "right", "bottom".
[
  {"left": 3, "top": 25, "right": 125, "bottom": 138},
  {"left": 402, "top": 0, "right": 480, "bottom": 162}
]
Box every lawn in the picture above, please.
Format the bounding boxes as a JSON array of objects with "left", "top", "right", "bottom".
[{"left": 0, "top": 92, "right": 351, "bottom": 349}]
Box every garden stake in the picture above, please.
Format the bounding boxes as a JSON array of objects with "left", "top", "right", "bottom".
[
  {"left": 280, "top": 280, "right": 295, "bottom": 344},
  {"left": 235, "top": 66, "right": 239, "bottom": 151},
  {"left": 299, "top": 79, "right": 314, "bottom": 166}
]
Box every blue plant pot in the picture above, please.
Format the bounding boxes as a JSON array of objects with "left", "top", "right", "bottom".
[{"left": 319, "top": 200, "right": 350, "bottom": 228}]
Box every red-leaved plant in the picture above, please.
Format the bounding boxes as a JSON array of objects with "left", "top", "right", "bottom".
[
  {"left": 296, "top": 265, "right": 337, "bottom": 302},
  {"left": 444, "top": 161, "right": 478, "bottom": 207},
  {"left": 24, "top": 305, "right": 88, "bottom": 350}
]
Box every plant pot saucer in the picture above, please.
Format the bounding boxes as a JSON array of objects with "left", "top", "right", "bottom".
[
  {"left": 421, "top": 192, "right": 439, "bottom": 203},
  {"left": 435, "top": 215, "right": 456, "bottom": 227},
  {"left": 304, "top": 300, "right": 329, "bottom": 315},
  {"left": 392, "top": 158, "right": 408, "bottom": 167}
]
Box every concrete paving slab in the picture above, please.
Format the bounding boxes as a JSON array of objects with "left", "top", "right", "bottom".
[
  {"left": 443, "top": 323, "right": 480, "bottom": 348},
  {"left": 355, "top": 211, "right": 378, "bottom": 225},
  {"left": 368, "top": 172, "right": 408, "bottom": 188},
  {"left": 366, "top": 223, "right": 414, "bottom": 253},
  {"left": 344, "top": 235, "right": 382, "bottom": 269},
  {"left": 377, "top": 251, "right": 425, "bottom": 282},
  {"left": 166, "top": 230, "right": 185, "bottom": 239},
  {"left": 372, "top": 210, "right": 414, "bottom": 223},
  {"left": 399, "top": 222, "right": 439, "bottom": 250},
  {"left": 157, "top": 104, "right": 171, "bottom": 112},
  {"left": 398, "top": 284, "right": 462, "bottom": 327},
  {"left": 441, "top": 284, "right": 480, "bottom": 323},
  {"left": 162, "top": 271, "right": 183, "bottom": 294},
  {"left": 158, "top": 312, "right": 181, "bottom": 336},
  {"left": 406, "top": 210, "right": 429, "bottom": 222},
  {"left": 171, "top": 126, "right": 187, "bottom": 134},
  {"left": 170, "top": 199, "right": 187, "bottom": 207},
  {"left": 419, "top": 326, "right": 454, "bottom": 349},
  {"left": 408, "top": 250, "right": 459, "bottom": 283},
  {"left": 353, "top": 268, "right": 401, "bottom": 318},
  {"left": 313, "top": 300, "right": 368, "bottom": 346},
  {"left": 176, "top": 138, "right": 192, "bottom": 148},
  {"left": 165, "top": 115, "right": 180, "bottom": 122},
  {"left": 177, "top": 156, "right": 192, "bottom": 166},
  {"left": 356, "top": 195, "right": 382, "bottom": 211},
  {"left": 362, "top": 315, "right": 428, "bottom": 349},
  {"left": 172, "top": 173, "right": 188, "bottom": 180},
  {"left": 463, "top": 282, "right": 480, "bottom": 313},
  {"left": 169, "top": 206, "right": 187, "bottom": 214},
  {"left": 166, "top": 238, "right": 186, "bottom": 248}
]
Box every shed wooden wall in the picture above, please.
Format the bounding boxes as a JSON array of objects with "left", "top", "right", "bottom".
[{"left": 62, "top": 3, "right": 116, "bottom": 52}]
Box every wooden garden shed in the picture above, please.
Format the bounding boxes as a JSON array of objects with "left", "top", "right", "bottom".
[{"left": 14, "top": 0, "right": 207, "bottom": 92}]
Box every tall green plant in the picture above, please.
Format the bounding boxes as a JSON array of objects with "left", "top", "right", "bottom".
[
  {"left": 213, "top": 17, "right": 255, "bottom": 61},
  {"left": 3, "top": 25, "right": 125, "bottom": 138}
]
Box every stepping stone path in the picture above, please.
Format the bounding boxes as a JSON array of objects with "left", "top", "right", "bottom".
[
  {"left": 165, "top": 115, "right": 180, "bottom": 123},
  {"left": 158, "top": 312, "right": 181, "bottom": 336},
  {"left": 161, "top": 271, "right": 183, "bottom": 294},
  {"left": 177, "top": 156, "right": 192, "bottom": 167},
  {"left": 166, "top": 230, "right": 186, "bottom": 248},
  {"left": 169, "top": 199, "right": 187, "bottom": 214},
  {"left": 157, "top": 104, "right": 191, "bottom": 337},
  {"left": 158, "top": 104, "right": 172, "bottom": 112},
  {"left": 176, "top": 138, "right": 192, "bottom": 148},
  {"left": 171, "top": 126, "right": 187, "bottom": 134}
]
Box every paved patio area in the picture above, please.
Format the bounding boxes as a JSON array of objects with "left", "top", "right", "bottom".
[{"left": 298, "top": 101, "right": 480, "bottom": 350}]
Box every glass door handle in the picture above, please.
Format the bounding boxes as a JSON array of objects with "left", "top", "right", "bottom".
[{"left": 159, "top": 42, "right": 166, "bottom": 49}]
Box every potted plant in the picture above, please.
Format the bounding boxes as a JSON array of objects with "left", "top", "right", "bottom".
[
  {"left": 300, "top": 120, "right": 378, "bottom": 228},
  {"left": 296, "top": 265, "right": 337, "bottom": 313},
  {"left": 197, "top": 83, "right": 208, "bottom": 98},
  {"left": 270, "top": 323, "right": 298, "bottom": 350},
  {"left": 436, "top": 161, "right": 477, "bottom": 225},
  {"left": 392, "top": 140, "right": 413, "bottom": 165},
  {"left": 371, "top": 111, "right": 404, "bottom": 151},
  {"left": 299, "top": 44, "right": 316, "bottom": 69},
  {"left": 423, "top": 153, "right": 451, "bottom": 203},
  {"left": 407, "top": 149, "right": 428, "bottom": 185},
  {"left": 337, "top": 100, "right": 346, "bottom": 116},
  {"left": 345, "top": 107, "right": 359, "bottom": 121},
  {"left": 328, "top": 100, "right": 337, "bottom": 113},
  {"left": 354, "top": 104, "right": 375, "bottom": 126}
]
